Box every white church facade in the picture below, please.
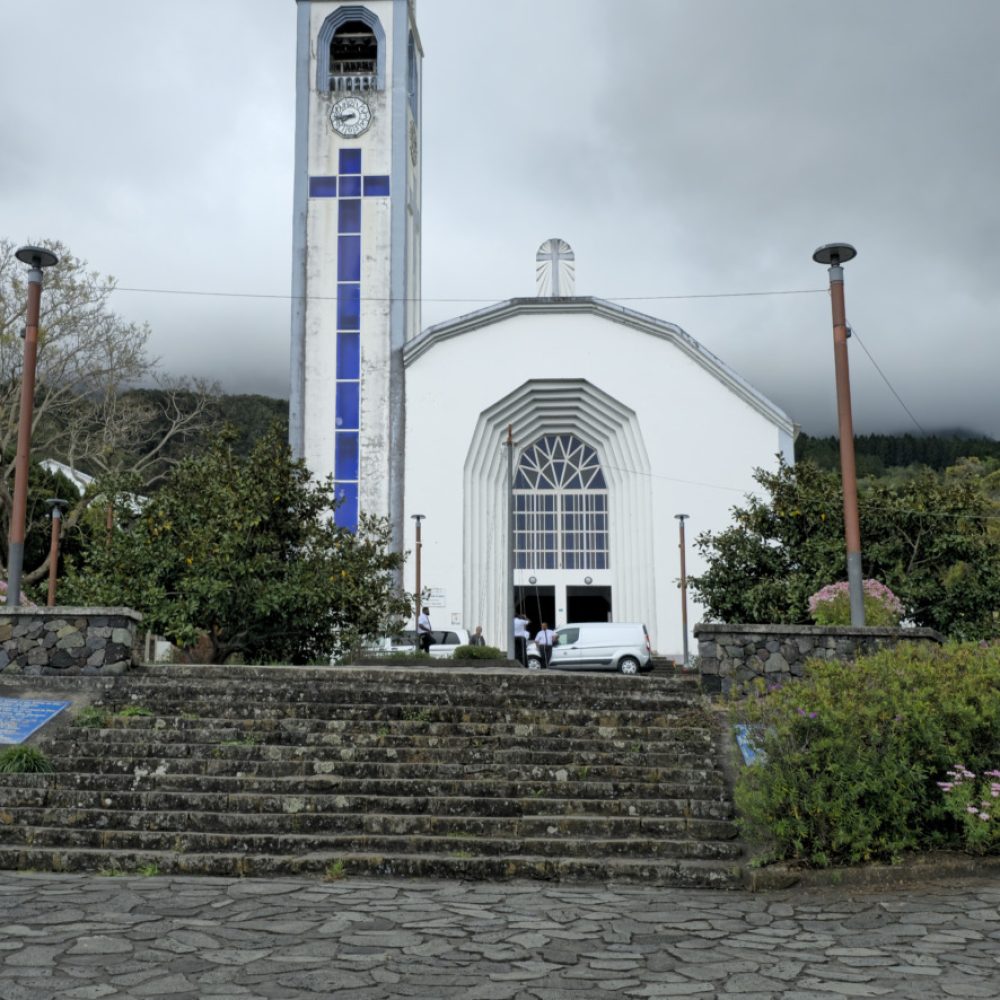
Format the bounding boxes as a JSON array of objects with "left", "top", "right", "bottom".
[{"left": 289, "top": 0, "right": 795, "bottom": 655}]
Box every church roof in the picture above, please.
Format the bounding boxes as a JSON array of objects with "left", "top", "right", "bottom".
[{"left": 404, "top": 296, "right": 795, "bottom": 436}]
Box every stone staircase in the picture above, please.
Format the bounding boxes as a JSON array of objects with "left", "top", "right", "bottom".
[{"left": 0, "top": 661, "right": 742, "bottom": 887}]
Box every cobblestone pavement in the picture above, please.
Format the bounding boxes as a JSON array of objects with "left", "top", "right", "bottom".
[{"left": 1, "top": 872, "right": 999, "bottom": 999}]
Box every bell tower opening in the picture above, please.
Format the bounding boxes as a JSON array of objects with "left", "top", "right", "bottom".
[{"left": 329, "top": 20, "right": 378, "bottom": 92}]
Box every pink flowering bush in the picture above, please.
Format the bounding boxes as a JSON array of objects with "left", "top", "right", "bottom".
[
  {"left": 808, "top": 579, "right": 903, "bottom": 627},
  {"left": 938, "top": 765, "right": 1000, "bottom": 854}
]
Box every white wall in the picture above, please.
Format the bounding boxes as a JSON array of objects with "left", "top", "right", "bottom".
[{"left": 403, "top": 305, "right": 790, "bottom": 658}]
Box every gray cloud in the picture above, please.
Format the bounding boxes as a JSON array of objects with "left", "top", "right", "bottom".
[{"left": 2, "top": 1, "right": 999, "bottom": 436}]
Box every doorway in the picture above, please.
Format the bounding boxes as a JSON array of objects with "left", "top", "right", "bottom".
[
  {"left": 566, "top": 585, "right": 612, "bottom": 623},
  {"left": 515, "top": 585, "right": 555, "bottom": 635}
]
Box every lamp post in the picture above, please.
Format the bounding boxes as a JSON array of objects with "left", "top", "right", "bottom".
[
  {"left": 410, "top": 514, "right": 425, "bottom": 620},
  {"left": 813, "top": 242, "right": 865, "bottom": 626},
  {"left": 505, "top": 424, "right": 515, "bottom": 661},
  {"left": 675, "top": 514, "right": 690, "bottom": 668},
  {"left": 45, "top": 498, "right": 69, "bottom": 607},
  {"left": 7, "top": 245, "right": 59, "bottom": 607}
]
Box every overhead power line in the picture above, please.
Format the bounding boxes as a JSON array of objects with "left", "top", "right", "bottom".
[
  {"left": 109, "top": 285, "right": 827, "bottom": 304},
  {"left": 848, "top": 320, "right": 928, "bottom": 436}
]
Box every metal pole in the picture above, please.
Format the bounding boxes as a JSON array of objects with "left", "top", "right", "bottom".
[
  {"left": 410, "top": 514, "right": 424, "bottom": 620},
  {"left": 45, "top": 500, "right": 67, "bottom": 607},
  {"left": 506, "top": 424, "right": 515, "bottom": 661},
  {"left": 7, "top": 246, "right": 58, "bottom": 607},
  {"left": 813, "top": 243, "right": 865, "bottom": 626},
  {"left": 675, "top": 514, "right": 690, "bottom": 668}
]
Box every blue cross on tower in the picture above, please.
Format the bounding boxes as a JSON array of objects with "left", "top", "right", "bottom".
[{"left": 308, "top": 149, "right": 390, "bottom": 530}]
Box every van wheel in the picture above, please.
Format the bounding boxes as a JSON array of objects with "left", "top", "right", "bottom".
[
  {"left": 618, "top": 656, "right": 640, "bottom": 675},
  {"left": 526, "top": 657, "right": 542, "bottom": 670}
]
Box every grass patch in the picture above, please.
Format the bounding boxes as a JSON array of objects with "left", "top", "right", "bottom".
[
  {"left": 0, "top": 746, "right": 54, "bottom": 774},
  {"left": 117, "top": 706, "right": 154, "bottom": 718},
  {"left": 324, "top": 859, "right": 347, "bottom": 881},
  {"left": 75, "top": 707, "right": 110, "bottom": 729}
]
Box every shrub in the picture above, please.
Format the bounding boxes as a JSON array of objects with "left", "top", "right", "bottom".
[
  {"left": 452, "top": 644, "right": 506, "bottom": 660},
  {"left": 0, "top": 746, "right": 55, "bottom": 773},
  {"left": 730, "top": 642, "right": 1000, "bottom": 866},
  {"left": 808, "top": 579, "right": 904, "bottom": 627}
]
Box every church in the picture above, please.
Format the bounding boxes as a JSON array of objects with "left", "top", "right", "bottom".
[{"left": 287, "top": 1, "right": 795, "bottom": 655}]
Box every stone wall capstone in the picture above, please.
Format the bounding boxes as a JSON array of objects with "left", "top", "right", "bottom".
[
  {"left": 0, "top": 608, "right": 143, "bottom": 676},
  {"left": 694, "top": 623, "right": 945, "bottom": 695}
]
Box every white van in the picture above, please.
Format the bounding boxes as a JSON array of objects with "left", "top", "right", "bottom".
[{"left": 527, "top": 622, "right": 652, "bottom": 675}]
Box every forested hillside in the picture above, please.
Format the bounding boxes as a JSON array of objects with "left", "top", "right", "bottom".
[
  {"left": 119, "top": 390, "right": 288, "bottom": 462},
  {"left": 796, "top": 431, "right": 1000, "bottom": 476}
]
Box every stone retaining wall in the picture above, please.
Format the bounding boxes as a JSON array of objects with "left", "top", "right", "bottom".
[
  {"left": 0, "top": 608, "right": 143, "bottom": 676},
  {"left": 694, "top": 623, "right": 945, "bottom": 695}
]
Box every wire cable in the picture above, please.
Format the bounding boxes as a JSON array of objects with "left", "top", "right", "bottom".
[
  {"left": 848, "top": 320, "right": 928, "bottom": 436},
  {"left": 109, "top": 285, "right": 827, "bottom": 305}
]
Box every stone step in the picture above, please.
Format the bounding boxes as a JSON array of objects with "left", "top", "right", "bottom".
[
  {"left": 4, "top": 826, "right": 743, "bottom": 861},
  {"left": 39, "top": 755, "right": 722, "bottom": 785},
  {"left": 2, "top": 806, "right": 740, "bottom": 841},
  {"left": 0, "top": 662, "right": 739, "bottom": 885},
  {"left": 0, "top": 787, "right": 733, "bottom": 820},
  {"left": 0, "top": 771, "right": 729, "bottom": 803},
  {"left": 69, "top": 718, "right": 717, "bottom": 747},
  {"left": 0, "top": 846, "right": 742, "bottom": 888},
  {"left": 86, "top": 703, "right": 702, "bottom": 726},
  {"left": 43, "top": 739, "right": 717, "bottom": 769},
  {"left": 68, "top": 718, "right": 717, "bottom": 745}
]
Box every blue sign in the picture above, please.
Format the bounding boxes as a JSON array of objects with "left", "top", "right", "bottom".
[
  {"left": 0, "top": 698, "right": 71, "bottom": 745},
  {"left": 735, "top": 724, "right": 765, "bottom": 766}
]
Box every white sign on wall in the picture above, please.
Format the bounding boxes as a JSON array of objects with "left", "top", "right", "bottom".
[{"left": 426, "top": 588, "right": 447, "bottom": 608}]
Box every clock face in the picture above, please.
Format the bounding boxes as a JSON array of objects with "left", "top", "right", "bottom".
[{"left": 330, "top": 97, "right": 372, "bottom": 137}]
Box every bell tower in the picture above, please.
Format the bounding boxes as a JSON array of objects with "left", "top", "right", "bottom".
[{"left": 289, "top": 0, "right": 422, "bottom": 546}]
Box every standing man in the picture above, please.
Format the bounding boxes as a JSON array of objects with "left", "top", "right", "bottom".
[
  {"left": 469, "top": 626, "right": 486, "bottom": 647},
  {"left": 513, "top": 610, "right": 530, "bottom": 667},
  {"left": 417, "top": 606, "right": 433, "bottom": 654},
  {"left": 534, "top": 622, "right": 555, "bottom": 669}
]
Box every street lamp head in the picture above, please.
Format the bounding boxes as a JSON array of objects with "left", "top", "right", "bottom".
[
  {"left": 674, "top": 513, "right": 689, "bottom": 521},
  {"left": 410, "top": 513, "right": 425, "bottom": 522},
  {"left": 812, "top": 243, "right": 857, "bottom": 266},
  {"left": 15, "top": 245, "right": 59, "bottom": 269},
  {"left": 45, "top": 498, "right": 69, "bottom": 515}
]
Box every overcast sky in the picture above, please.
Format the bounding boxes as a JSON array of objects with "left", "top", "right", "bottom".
[{"left": 3, "top": 1, "right": 999, "bottom": 437}]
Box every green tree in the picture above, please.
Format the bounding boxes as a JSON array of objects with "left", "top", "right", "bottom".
[
  {"left": 62, "top": 428, "right": 411, "bottom": 663},
  {"left": 0, "top": 239, "right": 216, "bottom": 586},
  {"left": 690, "top": 459, "right": 1000, "bottom": 640}
]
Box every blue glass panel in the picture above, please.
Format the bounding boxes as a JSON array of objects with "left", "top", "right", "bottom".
[
  {"left": 565, "top": 474, "right": 582, "bottom": 490},
  {"left": 339, "top": 175, "right": 362, "bottom": 197},
  {"left": 338, "top": 236, "right": 361, "bottom": 281},
  {"left": 337, "top": 284, "right": 361, "bottom": 330},
  {"left": 515, "top": 512, "right": 526, "bottom": 531},
  {"left": 592, "top": 470, "right": 607, "bottom": 489},
  {"left": 515, "top": 553, "right": 527, "bottom": 569},
  {"left": 596, "top": 553, "right": 608, "bottom": 570},
  {"left": 513, "top": 472, "right": 530, "bottom": 489},
  {"left": 334, "top": 482, "right": 358, "bottom": 531},
  {"left": 335, "top": 432, "right": 359, "bottom": 481},
  {"left": 337, "top": 332, "right": 360, "bottom": 378},
  {"left": 364, "top": 175, "right": 391, "bottom": 196},
  {"left": 309, "top": 176, "right": 337, "bottom": 198},
  {"left": 335, "top": 382, "right": 360, "bottom": 429},
  {"left": 338, "top": 199, "right": 362, "bottom": 233},
  {"left": 339, "top": 149, "right": 362, "bottom": 174}
]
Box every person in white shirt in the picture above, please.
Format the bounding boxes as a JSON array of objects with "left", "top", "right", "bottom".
[
  {"left": 534, "top": 622, "right": 555, "bottom": 669},
  {"left": 417, "top": 607, "right": 433, "bottom": 654},
  {"left": 513, "top": 612, "right": 530, "bottom": 667}
]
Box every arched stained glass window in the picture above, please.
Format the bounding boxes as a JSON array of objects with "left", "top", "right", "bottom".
[{"left": 514, "top": 434, "right": 609, "bottom": 570}]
